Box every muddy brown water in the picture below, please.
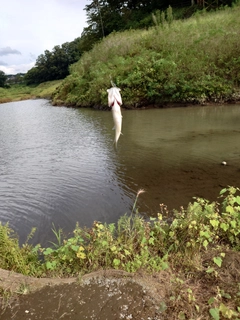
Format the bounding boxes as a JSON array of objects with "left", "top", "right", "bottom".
[{"left": 0, "top": 100, "right": 240, "bottom": 245}]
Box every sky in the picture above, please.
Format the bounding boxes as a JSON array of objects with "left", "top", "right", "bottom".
[{"left": 0, "top": 0, "right": 89, "bottom": 75}]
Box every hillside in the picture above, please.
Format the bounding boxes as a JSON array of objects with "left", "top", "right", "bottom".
[{"left": 52, "top": 4, "right": 240, "bottom": 108}]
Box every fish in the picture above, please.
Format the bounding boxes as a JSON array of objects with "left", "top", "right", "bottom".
[{"left": 107, "top": 86, "right": 123, "bottom": 147}]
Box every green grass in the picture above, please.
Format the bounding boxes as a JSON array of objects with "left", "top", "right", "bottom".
[
  {"left": 52, "top": 3, "right": 240, "bottom": 107},
  {"left": 0, "top": 80, "right": 62, "bottom": 104}
]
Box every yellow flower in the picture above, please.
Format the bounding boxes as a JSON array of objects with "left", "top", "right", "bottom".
[{"left": 77, "top": 246, "right": 86, "bottom": 259}]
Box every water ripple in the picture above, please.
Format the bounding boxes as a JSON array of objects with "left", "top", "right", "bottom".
[
  {"left": 0, "top": 100, "right": 133, "bottom": 245},
  {"left": 1, "top": 100, "right": 240, "bottom": 245}
]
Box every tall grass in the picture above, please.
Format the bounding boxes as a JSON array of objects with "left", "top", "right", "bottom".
[
  {"left": 0, "top": 223, "right": 40, "bottom": 275},
  {"left": 53, "top": 4, "right": 240, "bottom": 107}
]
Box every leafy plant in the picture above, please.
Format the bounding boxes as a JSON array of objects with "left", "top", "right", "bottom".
[
  {"left": 0, "top": 223, "right": 40, "bottom": 275},
  {"left": 166, "top": 186, "right": 240, "bottom": 254}
]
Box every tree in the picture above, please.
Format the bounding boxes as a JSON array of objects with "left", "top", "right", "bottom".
[
  {"left": 24, "top": 38, "right": 82, "bottom": 85},
  {"left": 83, "top": 0, "right": 170, "bottom": 47},
  {"left": 0, "top": 70, "right": 7, "bottom": 87}
]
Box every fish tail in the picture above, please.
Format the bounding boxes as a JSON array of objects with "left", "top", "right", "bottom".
[{"left": 113, "top": 140, "right": 118, "bottom": 150}]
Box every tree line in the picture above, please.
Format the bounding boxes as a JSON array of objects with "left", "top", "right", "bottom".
[
  {"left": 24, "top": 38, "right": 82, "bottom": 85},
  {"left": 0, "top": 0, "right": 236, "bottom": 87}
]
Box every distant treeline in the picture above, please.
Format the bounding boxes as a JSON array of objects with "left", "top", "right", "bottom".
[
  {"left": 24, "top": 38, "right": 82, "bottom": 85},
  {"left": 23, "top": 0, "right": 235, "bottom": 85}
]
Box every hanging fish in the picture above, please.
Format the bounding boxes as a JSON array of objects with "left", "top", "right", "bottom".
[{"left": 107, "top": 86, "right": 123, "bottom": 147}]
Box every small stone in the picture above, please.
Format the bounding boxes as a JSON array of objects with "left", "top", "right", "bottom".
[{"left": 221, "top": 161, "right": 227, "bottom": 166}]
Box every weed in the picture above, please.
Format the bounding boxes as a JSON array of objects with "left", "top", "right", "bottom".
[
  {"left": 16, "top": 283, "right": 30, "bottom": 295},
  {"left": 53, "top": 4, "right": 240, "bottom": 107},
  {"left": 0, "top": 223, "right": 40, "bottom": 276},
  {"left": 49, "top": 224, "right": 63, "bottom": 249},
  {"left": 131, "top": 188, "right": 145, "bottom": 213},
  {"left": 0, "top": 287, "right": 13, "bottom": 313},
  {"left": 208, "top": 286, "right": 240, "bottom": 320}
]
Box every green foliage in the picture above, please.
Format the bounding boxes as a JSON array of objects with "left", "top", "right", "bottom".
[
  {"left": 84, "top": 0, "right": 171, "bottom": 47},
  {"left": 24, "top": 38, "right": 82, "bottom": 85},
  {"left": 0, "top": 70, "right": 7, "bottom": 88},
  {"left": 167, "top": 186, "right": 240, "bottom": 253},
  {"left": 0, "top": 186, "right": 240, "bottom": 318},
  {"left": 41, "top": 225, "right": 86, "bottom": 274},
  {"left": 30, "top": 186, "right": 240, "bottom": 277},
  {"left": 208, "top": 286, "right": 240, "bottom": 320},
  {"left": 0, "top": 186, "right": 239, "bottom": 277},
  {"left": 38, "top": 189, "right": 168, "bottom": 275},
  {"left": 0, "top": 80, "right": 62, "bottom": 103},
  {"left": 41, "top": 213, "right": 169, "bottom": 276},
  {"left": 82, "top": 0, "right": 234, "bottom": 51},
  {"left": 152, "top": 6, "right": 173, "bottom": 29},
  {"left": 53, "top": 4, "right": 240, "bottom": 107},
  {"left": 0, "top": 223, "right": 40, "bottom": 275},
  {"left": 209, "top": 307, "right": 220, "bottom": 320}
]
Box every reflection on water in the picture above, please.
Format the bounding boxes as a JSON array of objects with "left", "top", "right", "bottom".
[
  {"left": 118, "top": 105, "right": 240, "bottom": 213},
  {"left": 0, "top": 100, "right": 134, "bottom": 245},
  {"left": 121, "top": 106, "right": 240, "bottom": 165},
  {"left": 0, "top": 100, "right": 239, "bottom": 245}
]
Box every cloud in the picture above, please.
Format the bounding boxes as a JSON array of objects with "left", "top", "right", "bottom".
[
  {"left": 0, "top": 60, "right": 8, "bottom": 66},
  {"left": 0, "top": 0, "right": 88, "bottom": 74},
  {"left": 0, "top": 62, "right": 35, "bottom": 75},
  {"left": 29, "top": 53, "right": 37, "bottom": 62},
  {"left": 0, "top": 47, "right": 21, "bottom": 56}
]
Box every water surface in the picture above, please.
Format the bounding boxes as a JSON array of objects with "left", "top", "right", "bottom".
[{"left": 0, "top": 100, "right": 239, "bottom": 245}]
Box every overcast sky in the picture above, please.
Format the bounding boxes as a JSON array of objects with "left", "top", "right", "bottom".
[{"left": 0, "top": 0, "right": 89, "bottom": 75}]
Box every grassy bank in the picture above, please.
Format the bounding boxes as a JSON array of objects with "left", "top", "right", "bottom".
[
  {"left": 0, "top": 80, "right": 62, "bottom": 104},
  {"left": 0, "top": 187, "right": 239, "bottom": 319},
  {"left": 52, "top": 3, "right": 240, "bottom": 108}
]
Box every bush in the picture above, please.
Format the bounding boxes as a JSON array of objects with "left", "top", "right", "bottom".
[{"left": 0, "top": 224, "right": 40, "bottom": 275}]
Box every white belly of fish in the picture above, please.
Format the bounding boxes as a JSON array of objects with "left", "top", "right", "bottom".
[{"left": 111, "top": 100, "right": 122, "bottom": 146}]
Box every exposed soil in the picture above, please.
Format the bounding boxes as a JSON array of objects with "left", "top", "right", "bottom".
[
  {"left": 0, "top": 269, "right": 169, "bottom": 320},
  {"left": 1, "top": 250, "right": 240, "bottom": 319}
]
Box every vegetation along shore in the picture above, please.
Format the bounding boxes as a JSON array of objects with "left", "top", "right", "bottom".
[
  {"left": 53, "top": 4, "right": 240, "bottom": 108},
  {"left": 0, "top": 187, "right": 240, "bottom": 319}
]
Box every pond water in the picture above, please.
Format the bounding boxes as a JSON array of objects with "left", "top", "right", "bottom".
[{"left": 0, "top": 99, "right": 239, "bottom": 245}]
